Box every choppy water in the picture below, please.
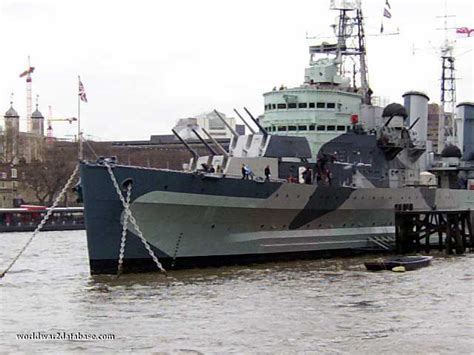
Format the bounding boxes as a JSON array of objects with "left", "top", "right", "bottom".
[{"left": 0, "top": 231, "right": 473, "bottom": 353}]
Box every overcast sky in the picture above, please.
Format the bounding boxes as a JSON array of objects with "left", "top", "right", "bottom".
[{"left": 0, "top": 0, "right": 472, "bottom": 141}]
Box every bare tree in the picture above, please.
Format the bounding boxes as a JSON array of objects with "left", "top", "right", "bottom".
[{"left": 20, "top": 145, "right": 77, "bottom": 205}]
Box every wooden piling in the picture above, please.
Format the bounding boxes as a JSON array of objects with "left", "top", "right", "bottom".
[{"left": 395, "top": 209, "right": 473, "bottom": 254}]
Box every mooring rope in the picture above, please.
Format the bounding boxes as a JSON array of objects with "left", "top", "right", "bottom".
[
  {"left": 0, "top": 164, "right": 80, "bottom": 279},
  {"left": 103, "top": 162, "right": 166, "bottom": 273}
]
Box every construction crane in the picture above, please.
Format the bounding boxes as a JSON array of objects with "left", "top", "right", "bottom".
[
  {"left": 46, "top": 105, "right": 78, "bottom": 144},
  {"left": 19, "top": 56, "right": 35, "bottom": 132}
]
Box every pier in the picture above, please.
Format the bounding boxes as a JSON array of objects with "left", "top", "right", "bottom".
[{"left": 395, "top": 208, "right": 473, "bottom": 254}]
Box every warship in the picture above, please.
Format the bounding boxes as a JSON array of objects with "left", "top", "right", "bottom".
[{"left": 79, "top": 1, "right": 474, "bottom": 274}]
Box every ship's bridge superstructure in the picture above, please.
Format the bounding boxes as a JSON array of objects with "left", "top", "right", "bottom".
[
  {"left": 261, "top": 83, "right": 362, "bottom": 155},
  {"left": 259, "top": 4, "right": 371, "bottom": 157}
]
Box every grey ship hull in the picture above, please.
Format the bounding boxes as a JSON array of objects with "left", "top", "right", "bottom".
[{"left": 80, "top": 163, "right": 472, "bottom": 274}]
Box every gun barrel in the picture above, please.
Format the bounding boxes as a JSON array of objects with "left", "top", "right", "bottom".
[
  {"left": 233, "top": 108, "right": 256, "bottom": 134},
  {"left": 243, "top": 107, "right": 268, "bottom": 138},
  {"left": 202, "top": 128, "right": 229, "bottom": 157},
  {"left": 213, "top": 110, "right": 239, "bottom": 138},
  {"left": 172, "top": 129, "right": 199, "bottom": 159},
  {"left": 408, "top": 117, "right": 421, "bottom": 130},
  {"left": 192, "top": 129, "right": 218, "bottom": 155}
]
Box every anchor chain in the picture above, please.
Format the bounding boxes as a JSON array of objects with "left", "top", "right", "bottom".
[
  {"left": 171, "top": 232, "right": 183, "bottom": 269},
  {"left": 104, "top": 162, "right": 166, "bottom": 273},
  {"left": 117, "top": 183, "right": 132, "bottom": 277},
  {"left": 0, "top": 164, "right": 80, "bottom": 279}
]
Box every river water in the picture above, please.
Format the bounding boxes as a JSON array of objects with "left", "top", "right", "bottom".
[{"left": 0, "top": 231, "right": 473, "bottom": 353}]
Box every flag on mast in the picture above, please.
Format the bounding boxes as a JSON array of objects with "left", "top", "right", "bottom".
[
  {"left": 456, "top": 27, "right": 474, "bottom": 38},
  {"left": 380, "top": 0, "right": 392, "bottom": 33},
  {"left": 79, "top": 77, "right": 88, "bottom": 103}
]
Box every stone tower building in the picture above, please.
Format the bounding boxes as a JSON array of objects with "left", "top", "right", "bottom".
[
  {"left": 1, "top": 101, "right": 45, "bottom": 164},
  {"left": 31, "top": 104, "right": 45, "bottom": 137},
  {"left": 3, "top": 103, "right": 20, "bottom": 164}
]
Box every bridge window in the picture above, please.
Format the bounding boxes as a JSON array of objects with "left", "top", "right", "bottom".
[
  {"left": 298, "top": 103, "right": 307, "bottom": 108},
  {"left": 288, "top": 103, "right": 297, "bottom": 109},
  {"left": 327, "top": 102, "right": 336, "bottom": 109},
  {"left": 277, "top": 103, "right": 287, "bottom": 109},
  {"left": 316, "top": 102, "right": 325, "bottom": 108},
  {"left": 327, "top": 125, "right": 336, "bottom": 131},
  {"left": 337, "top": 125, "right": 345, "bottom": 131},
  {"left": 309, "top": 125, "right": 315, "bottom": 131},
  {"left": 272, "top": 104, "right": 276, "bottom": 109},
  {"left": 288, "top": 125, "right": 297, "bottom": 131},
  {"left": 298, "top": 125, "right": 307, "bottom": 131},
  {"left": 309, "top": 102, "right": 315, "bottom": 108},
  {"left": 278, "top": 126, "right": 287, "bottom": 131},
  {"left": 317, "top": 125, "right": 325, "bottom": 131}
]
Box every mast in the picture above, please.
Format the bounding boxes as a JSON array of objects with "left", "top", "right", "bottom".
[
  {"left": 310, "top": 1, "right": 371, "bottom": 104},
  {"left": 438, "top": 52, "right": 456, "bottom": 153},
  {"left": 436, "top": 5, "right": 457, "bottom": 153},
  {"left": 356, "top": 8, "right": 370, "bottom": 104}
]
